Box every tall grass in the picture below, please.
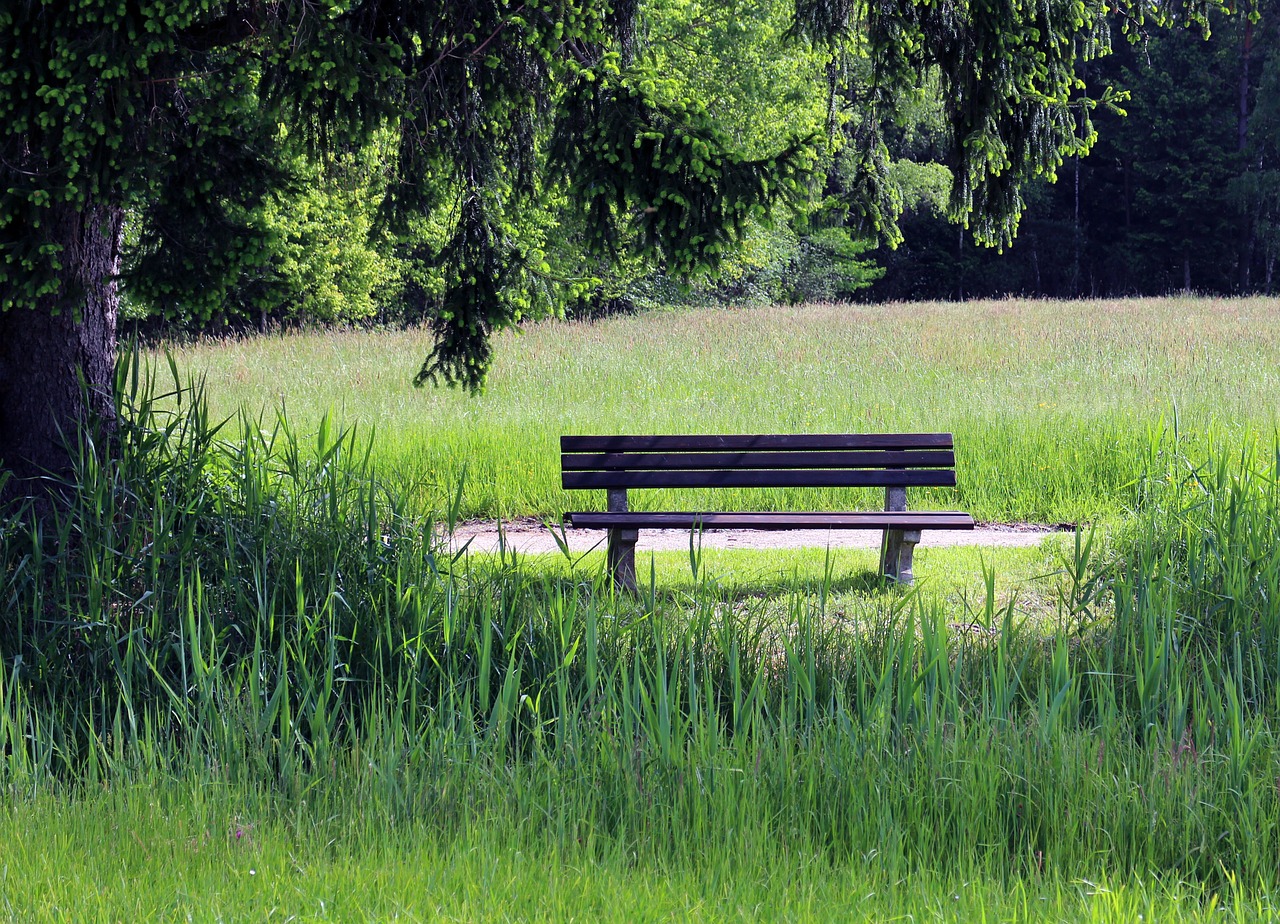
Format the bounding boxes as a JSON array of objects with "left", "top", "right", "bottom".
[
  {"left": 5, "top": 779, "right": 1275, "bottom": 920},
  {"left": 2, "top": 352, "right": 1280, "bottom": 910},
  {"left": 163, "top": 296, "right": 1280, "bottom": 522}
]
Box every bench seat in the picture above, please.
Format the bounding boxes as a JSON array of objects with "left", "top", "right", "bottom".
[
  {"left": 560, "top": 432, "right": 971, "bottom": 591},
  {"left": 565, "top": 511, "right": 975, "bottom": 531}
]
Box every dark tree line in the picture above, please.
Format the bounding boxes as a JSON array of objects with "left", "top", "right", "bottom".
[{"left": 868, "top": 3, "right": 1280, "bottom": 301}]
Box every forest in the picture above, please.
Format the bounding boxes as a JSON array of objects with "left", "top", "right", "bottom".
[{"left": 872, "top": 1, "right": 1280, "bottom": 301}]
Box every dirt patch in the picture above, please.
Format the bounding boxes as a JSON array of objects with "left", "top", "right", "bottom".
[{"left": 446, "top": 516, "right": 1068, "bottom": 555}]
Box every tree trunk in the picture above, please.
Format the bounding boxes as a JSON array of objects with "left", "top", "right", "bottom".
[{"left": 0, "top": 202, "right": 123, "bottom": 504}]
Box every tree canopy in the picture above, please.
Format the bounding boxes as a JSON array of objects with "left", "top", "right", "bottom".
[{"left": 0, "top": 0, "right": 1224, "bottom": 492}]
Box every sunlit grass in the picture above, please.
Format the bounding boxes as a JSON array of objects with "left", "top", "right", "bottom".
[
  {"left": 163, "top": 296, "right": 1280, "bottom": 522},
  {"left": 3, "top": 778, "right": 1274, "bottom": 922},
  {"left": 4, "top": 304, "right": 1279, "bottom": 917},
  {"left": 4, "top": 372, "right": 1280, "bottom": 913},
  {"left": 473, "top": 536, "right": 1076, "bottom": 631}
]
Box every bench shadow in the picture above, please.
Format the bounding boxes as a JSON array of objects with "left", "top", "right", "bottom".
[
  {"left": 462, "top": 547, "right": 908, "bottom": 603},
  {"left": 658, "top": 568, "right": 898, "bottom": 601},
  {"left": 528, "top": 566, "right": 903, "bottom": 603}
]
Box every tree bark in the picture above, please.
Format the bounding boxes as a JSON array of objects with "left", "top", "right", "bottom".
[{"left": 0, "top": 201, "right": 123, "bottom": 504}]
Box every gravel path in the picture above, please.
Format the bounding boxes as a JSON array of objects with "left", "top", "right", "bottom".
[{"left": 447, "top": 517, "right": 1068, "bottom": 555}]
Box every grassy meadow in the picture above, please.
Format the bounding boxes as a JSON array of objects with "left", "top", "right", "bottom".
[
  {"left": 169, "top": 295, "right": 1280, "bottom": 523},
  {"left": 2, "top": 295, "right": 1280, "bottom": 920}
]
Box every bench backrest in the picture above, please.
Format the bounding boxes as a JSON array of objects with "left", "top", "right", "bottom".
[{"left": 560, "top": 434, "right": 957, "bottom": 490}]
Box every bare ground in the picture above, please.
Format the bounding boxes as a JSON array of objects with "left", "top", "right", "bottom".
[{"left": 446, "top": 517, "right": 1068, "bottom": 555}]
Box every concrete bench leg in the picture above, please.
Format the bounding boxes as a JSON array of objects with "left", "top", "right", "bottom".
[
  {"left": 881, "top": 528, "right": 922, "bottom": 584},
  {"left": 607, "top": 527, "right": 639, "bottom": 593},
  {"left": 880, "top": 485, "right": 921, "bottom": 585},
  {"left": 606, "top": 488, "right": 639, "bottom": 593}
]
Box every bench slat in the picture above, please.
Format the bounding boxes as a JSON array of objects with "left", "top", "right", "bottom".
[
  {"left": 562, "top": 449, "right": 956, "bottom": 471},
  {"left": 561, "top": 433, "right": 954, "bottom": 453},
  {"left": 562, "top": 469, "right": 957, "bottom": 490},
  {"left": 564, "top": 511, "right": 976, "bottom": 530}
]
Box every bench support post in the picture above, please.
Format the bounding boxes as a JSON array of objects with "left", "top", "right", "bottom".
[
  {"left": 606, "top": 488, "right": 639, "bottom": 593},
  {"left": 880, "top": 486, "right": 921, "bottom": 584}
]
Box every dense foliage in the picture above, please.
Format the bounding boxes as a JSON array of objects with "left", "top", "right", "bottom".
[
  {"left": 0, "top": 0, "right": 813, "bottom": 384},
  {"left": 0, "top": 0, "right": 810, "bottom": 488},
  {"left": 105, "top": 0, "right": 1277, "bottom": 332},
  {"left": 2, "top": 0, "right": 1200, "bottom": 345}
]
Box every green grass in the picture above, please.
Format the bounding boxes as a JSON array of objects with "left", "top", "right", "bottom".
[
  {"left": 3, "top": 776, "right": 1276, "bottom": 922},
  {"left": 5, "top": 300, "right": 1280, "bottom": 918},
  {"left": 164, "top": 296, "right": 1280, "bottom": 522},
  {"left": 484, "top": 538, "right": 1075, "bottom": 632}
]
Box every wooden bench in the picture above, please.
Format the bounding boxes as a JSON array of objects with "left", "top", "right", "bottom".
[{"left": 561, "top": 433, "right": 975, "bottom": 591}]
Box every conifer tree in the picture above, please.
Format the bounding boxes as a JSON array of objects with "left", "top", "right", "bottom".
[{"left": 0, "top": 0, "right": 1218, "bottom": 496}]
